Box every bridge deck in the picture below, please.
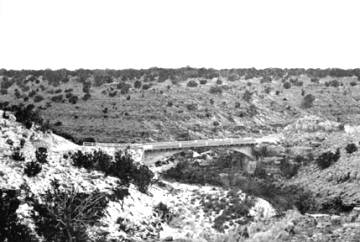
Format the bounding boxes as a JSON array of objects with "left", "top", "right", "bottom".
[{"left": 83, "top": 138, "right": 258, "bottom": 151}]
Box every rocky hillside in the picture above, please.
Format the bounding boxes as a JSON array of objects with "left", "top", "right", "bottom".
[
  {"left": 0, "top": 110, "right": 277, "bottom": 241},
  {"left": 1, "top": 68, "right": 360, "bottom": 143}
]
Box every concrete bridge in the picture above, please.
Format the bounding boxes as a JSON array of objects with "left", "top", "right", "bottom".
[{"left": 83, "top": 136, "right": 278, "bottom": 164}]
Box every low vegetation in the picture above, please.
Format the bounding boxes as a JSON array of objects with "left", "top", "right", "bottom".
[
  {"left": 0, "top": 189, "right": 35, "bottom": 242},
  {"left": 71, "top": 149, "right": 154, "bottom": 193},
  {"left": 29, "top": 182, "right": 108, "bottom": 242},
  {"left": 24, "top": 161, "right": 42, "bottom": 177},
  {"left": 316, "top": 148, "right": 340, "bottom": 169},
  {"left": 345, "top": 143, "right": 357, "bottom": 154}
]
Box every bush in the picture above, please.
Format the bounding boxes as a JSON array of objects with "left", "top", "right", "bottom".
[
  {"left": 50, "top": 94, "right": 63, "bottom": 103},
  {"left": 154, "top": 202, "right": 172, "bottom": 222},
  {"left": 328, "top": 80, "right": 340, "bottom": 87},
  {"left": 301, "top": 94, "right": 315, "bottom": 109},
  {"left": 243, "top": 90, "right": 252, "bottom": 102},
  {"left": 24, "top": 161, "right": 42, "bottom": 177},
  {"left": 283, "top": 82, "right": 291, "bottom": 89},
  {"left": 142, "top": 83, "right": 152, "bottom": 90},
  {"left": 345, "top": 143, "right": 357, "bottom": 154},
  {"left": 71, "top": 150, "right": 154, "bottom": 193},
  {"left": 186, "top": 103, "right": 198, "bottom": 111},
  {"left": 199, "top": 79, "right": 207, "bottom": 85},
  {"left": 187, "top": 80, "right": 198, "bottom": 87},
  {"left": 0, "top": 189, "right": 35, "bottom": 242},
  {"left": 209, "top": 86, "right": 223, "bottom": 94},
  {"left": 216, "top": 79, "right": 223, "bottom": 85},
  {"left": 33, "top": 95, "right": 44, "bottom": 103},
  {"left": 280, "top": 159, "right": 300, "bottom": 178},
  {"left": 68, "top": 95, "right": 78, "bottom": 104},
  {"left": 311, "top": 78, "right": 319, "bottom": 83},
  {"left": 82, "top": 81, "right": 91, "bottom": 93},
  {"left": 134, "top": 80, "right": 142, "bottom": 89},
  {"left": 54, "top": 121, "right": 62, "bottom": 126},
  {"left": 117, "top": 82, "right": 131, "bottom": 94},
  {"left": 11, "top": 148, "right": 25, "bottom": 161},
  {"left": 35, "top": 147, "right": 48, "bottom": 164},
  {"left": 71, "top": 150, "right": 94, "bottom": 170},
  {"left": 9, "top": 104, "right": 43, "bottom": 129},
  {"left": 30, "top": 183, "right": 108, "bottom": 242},
  {"left": 132, "top": 164, "right": 154, "bottom": 193},
  {"left": 350, "top": 81, "right": 357, "bottom": 86},
  {"left": 20, "top": 138, "right": 26, "bottom": 148},
  {"left": 28, "top": 90, "right": 37, "bottom": 97},
  {"left": 0, "top": 76, "right": 14, "bottom": 89},
  {"left": 228, "top": 74, "right": 239, "bottom": 82},
  {"left": 316, "top": 148, "right": 340, "bottom": 169},
  {"left": 82, "top": 93, "right": 91, "bottom": 101}
]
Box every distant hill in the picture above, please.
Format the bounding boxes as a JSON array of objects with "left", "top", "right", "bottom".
[{"left": 1, "top": 68, "right": 360, "bottom": 143}]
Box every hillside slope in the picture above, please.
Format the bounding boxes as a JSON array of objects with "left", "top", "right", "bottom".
[
  {"left": 1, "top": 68, "right": 360, "bottom": 143},
  {"left": 0, "top": 110, "right": 276, "bottom": 241}
]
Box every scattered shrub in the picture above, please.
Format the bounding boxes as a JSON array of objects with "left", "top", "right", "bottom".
[
  {"left": 117, "top": 82, "right": 131, "bottom": 94},
  {"left": 187, "top": 80, "right": 198, "bottom": 87},
  {"left": 51, "top": 94, "right": 63, "bottom": 103},
  {"left": 71, "top": 150, "right": 153, "bottom": 193},
  {"left": 134, "top": 80, "right": 142, "bottom": 89},
  {"left": 345, "top": 143, "right": 357, "bottom": 154},
  {"left": 301, "top": 94, "right": 315, "bottom": 109},
  {"left": 320, "top": 196, "right": 354, "bottom": 213},
  {"left": 6, "top": 139, "right": 14, "bottom": 146},
  {"left": 243, "top": 90, "right": 252, "bottom": 102},
  {"left": 14, "top": 89, "right": 22, "bottom": 98},
  {"left": 54, "top": 121, "right": 62, "bottom": 126},
  {"left": 35, "top": 147, "right": 48, "bottom": 164},
  {"left": 11, "top": 148, "right": 25, "bottom": 161},
  {"left": 154, "top": 202, "right": 172, "bottom": 222},
  {"left": 350, "top": 81, "right": 357, "bottom": 86},
  {"left": 24, "top": 161, "right": 42, "bottom": 177},
  {"left": 28, "top": 90, "right": 37, "bottom": 97},
  {"left": 108, "top": 91, "right": 117, "bottom": 97},
  {"left": 68, "top": 95, "right": 78, "bottom": 104},
  {"left": 10, "top": 104, "right": 44, "bottom": 129},
  {"left": 280, "top": 159, "right": 300, "bottom": 178},
  {"left": 311, "top": 78, "right": 319, "bottom": 83},
  {"left": 216, "top": 79, "right": 223, "bottom": 85},
  {"left": 328, "top": 80, "right": 340, "bottom": 87},
  {"left": 0, "top": 76, "right": 14, "bottom": 89},
  {"left": 82, "top": 93, "right": 91, "bottom": 101},
  {"left": 283, "top": 82, "right": 291, "bottom": 89},
  {"left": 30, "top": 183, "right": 108, "bottom": 242},
  {"left": 82, "top": 81, "right": 91, "bottom": 93},
  {"left": 209, "top": 86, "right": 223, "bottom": 94},
  {"left": 186, "top": 103, "right": 198, "bottom": 111},
  {"left": 228, "top": 74, "right": 239, "bottom": 82},
  {"left": 20, "top": 138, "right": 26, "bottom": 148},
  {"left": 199, "top": 79, "right": 207, "bottom": 85},
  {"left": 316, "top": 148, "right": 340, "bottom": 169},
  {"left": 142, "top": 83, "right": 152, "bottom": 90},
  {"left": 113, "top": 151, "right": 154, "bottom": 193},
  {"left": 0, "top": 189, "right": 35, "bottom": 242},
  {"left": 260, "top": 76, "right": 272, "bottom": 83},
  {"left": 33, "top": 95, "right": 44, "bottom": 103},
  {"left": 110, "top": 185, "right": 130, "bottom": 202}
]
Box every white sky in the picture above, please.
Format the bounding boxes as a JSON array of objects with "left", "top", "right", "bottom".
[{"left": 0, "top": 0, "right": 359, "bottom": 70}]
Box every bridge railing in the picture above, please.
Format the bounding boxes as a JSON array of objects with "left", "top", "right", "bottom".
[{"left": 83, "top": 138, "right": 257, "bottom": 151}]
